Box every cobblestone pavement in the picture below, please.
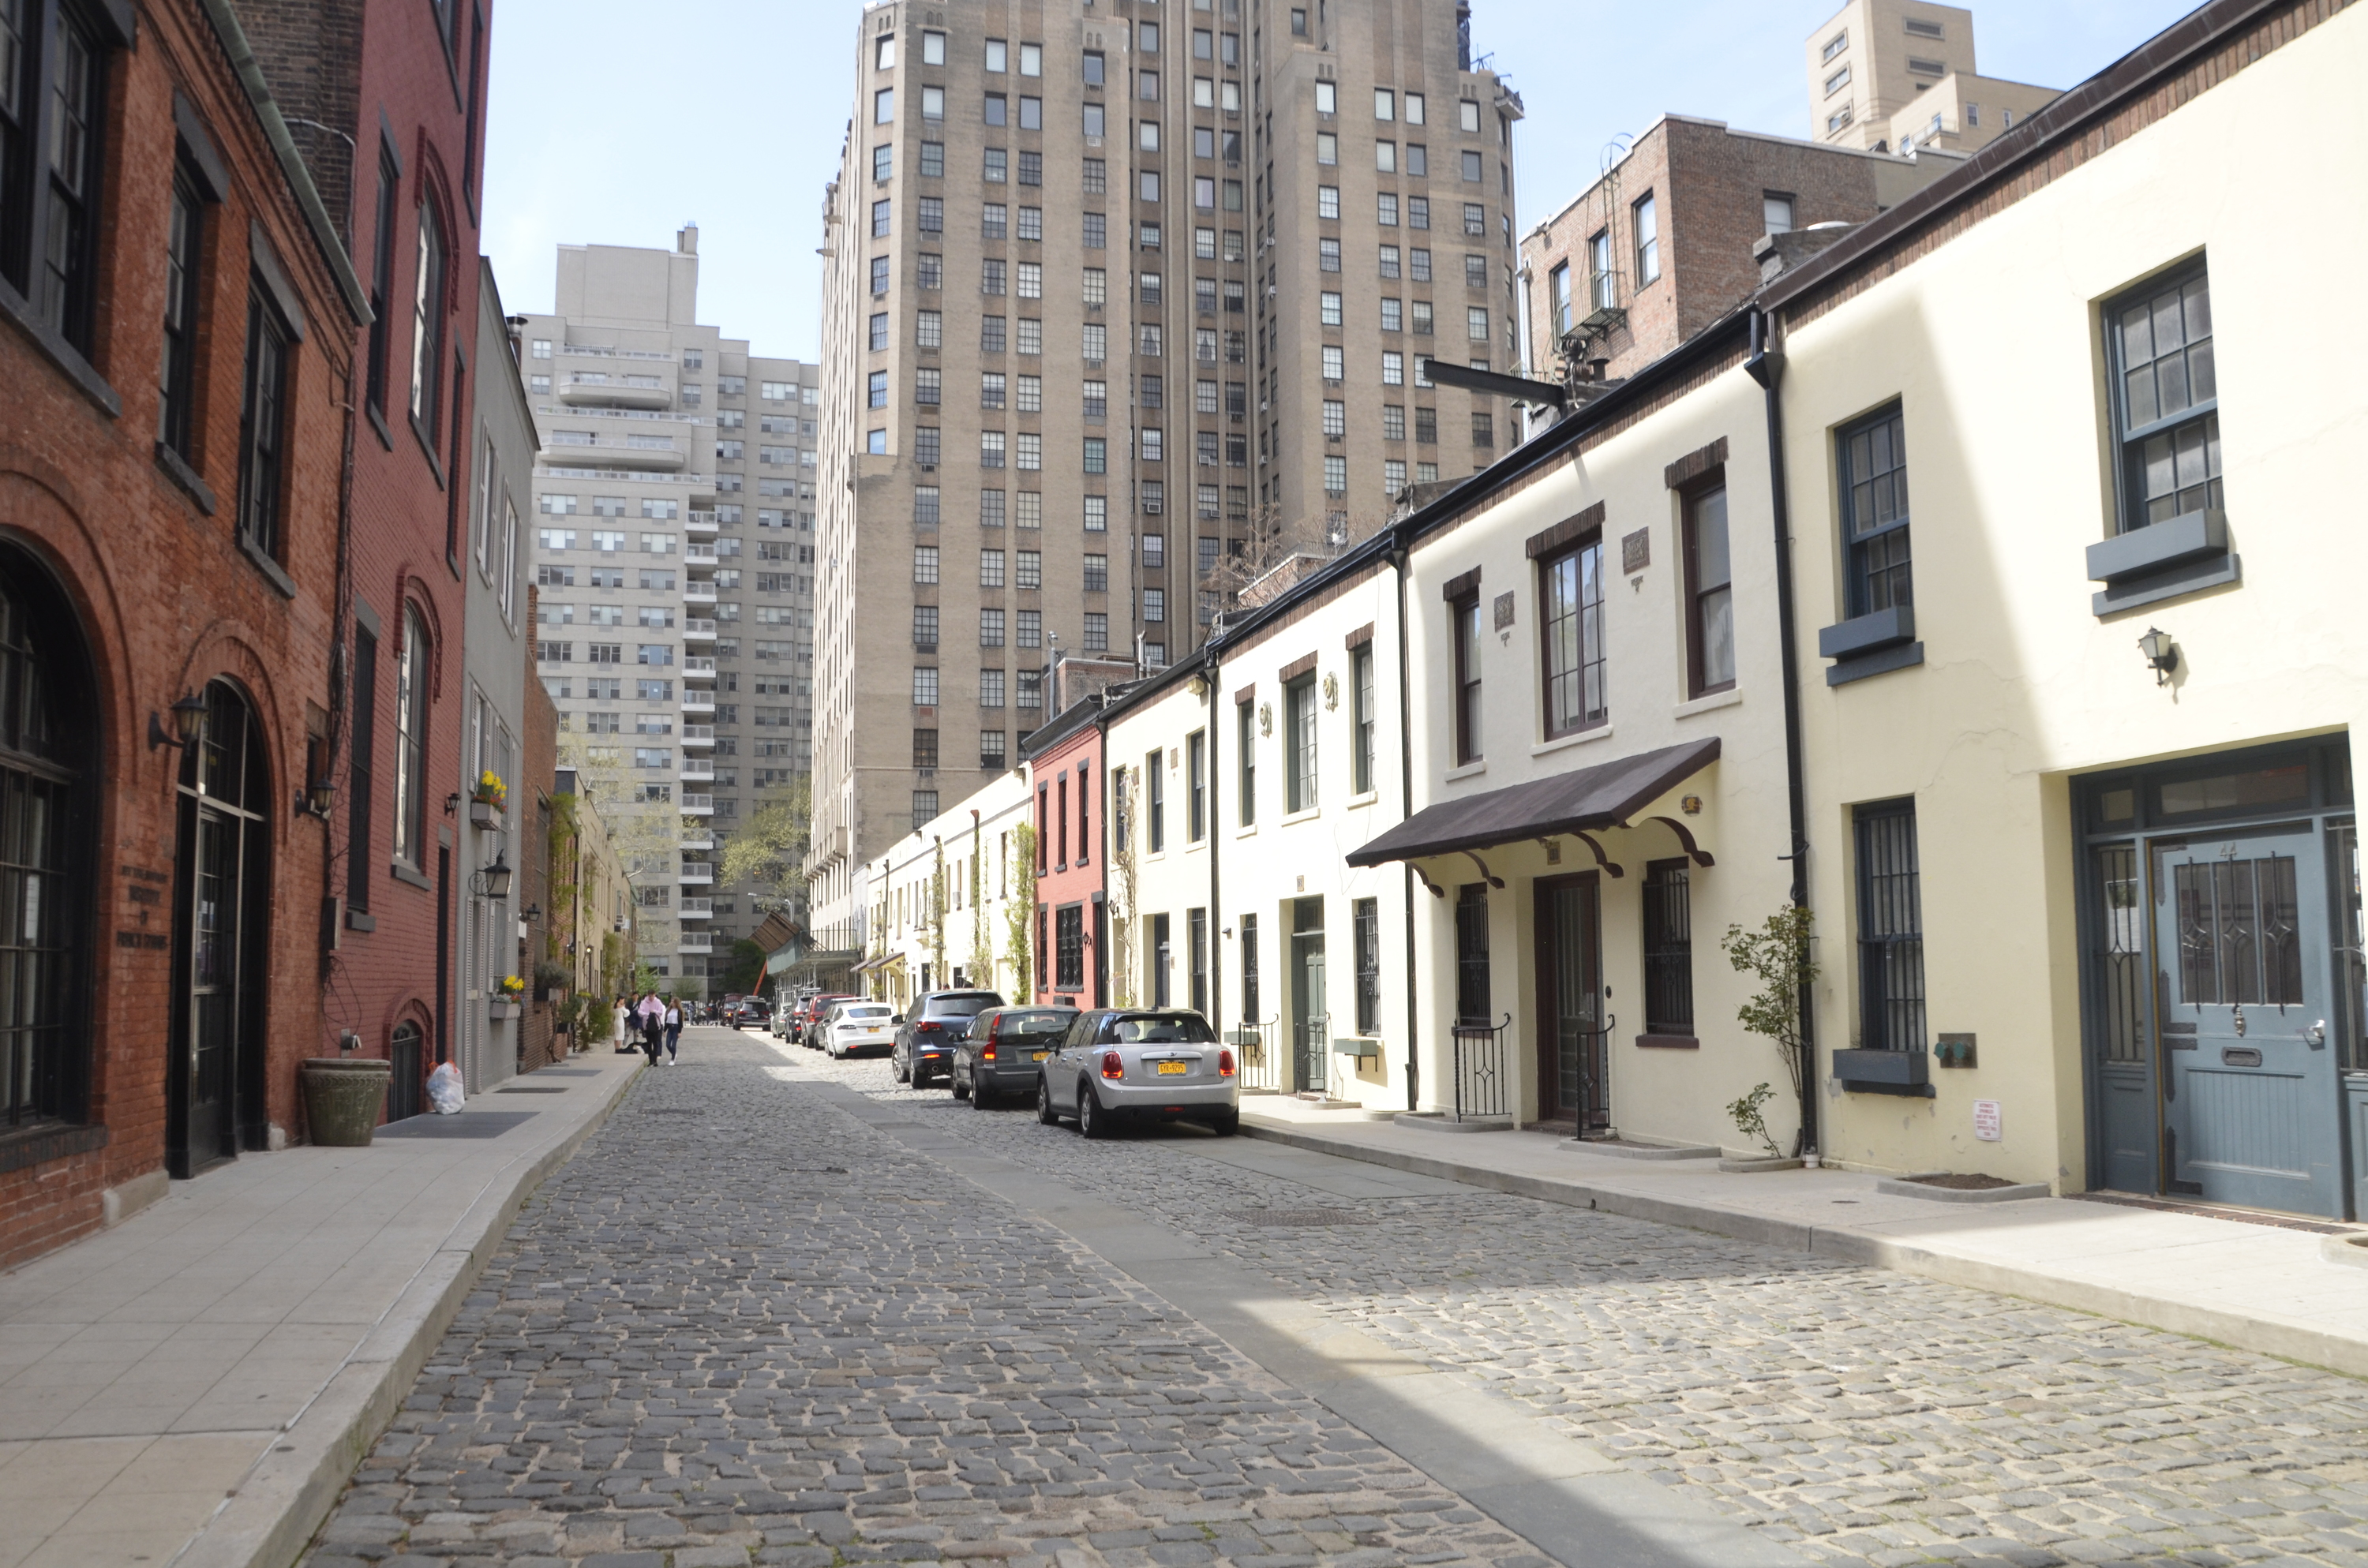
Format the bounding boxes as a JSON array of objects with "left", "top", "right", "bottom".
[
  {"left": 790, "top": 1041, "right": 2368, "bottom": 1568},
  {"left": 299, "top": 1033, "right": 1554, "bottom": 1568}
]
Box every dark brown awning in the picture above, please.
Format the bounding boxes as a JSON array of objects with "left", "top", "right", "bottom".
[{"left": 1347, "top": 737, "right": 1720, "bottom": 867}]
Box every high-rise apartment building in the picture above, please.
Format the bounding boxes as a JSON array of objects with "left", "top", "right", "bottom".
[
  {"left": 521, "top": 230, "right": 819, "bottom": 990},
  {"left": 1806, "top": 1, "right": 2056, "bottom": 157},
  {"left": 807, "top": 0, "right": 1520, "bottom": 958}
]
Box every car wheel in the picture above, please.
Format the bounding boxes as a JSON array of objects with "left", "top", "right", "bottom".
[
  {"left": 893, "top": 1053, "right": 909, "bottom": 1083},
  {"left": 1078, "top": 1080, "right": 1113, "bottom": 1140},
  {"left": 1036, "top": 1076, "right": 1062, "bottom": 1125},
  {"left": 972, "top": 1077, "right": 994, "bottom": 1110},
  {"left": 1206, "top": 1110, "right": 1240, "bottom": 1137},
  {"left": 952, "top": 1069, "right": 971, "bottom": 1101}
]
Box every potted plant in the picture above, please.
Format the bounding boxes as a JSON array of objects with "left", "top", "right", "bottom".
[
  {"left": 468, "top": 770, "right": 507, "bottom": 830},
  {"left": 489, "top": 974, "right": 524, "bottom": 1020}
]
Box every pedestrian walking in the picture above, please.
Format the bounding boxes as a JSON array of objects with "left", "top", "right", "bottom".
[
  {"left": 613, "top": 995, "right": 633, "bottom": 1054},
  {"left": 663, "top": 997, "right": 683, "bottom": 1064},
  {"left": 637, "top": 992, "right": 665, "bottom": 1065}
]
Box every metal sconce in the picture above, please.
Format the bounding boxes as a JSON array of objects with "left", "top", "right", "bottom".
[
  {"left": 521, "top": 904, "right": 542, "bottom": 922},
  {"left": 297, "top": 778, "right": 336, "bottom": 819},
  {"left": 148, "top": 692, "right": 208, "bottom": 750},
  {"left": 470, "top": 855, "right": 514, "bottom": 900},
  {"left": 2138, "top": 626, "right": 2179, "bottom": 686}
]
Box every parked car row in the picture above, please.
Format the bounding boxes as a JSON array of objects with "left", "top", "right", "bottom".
[{"left": 774, "top": 986, "right": 1238, "bottom": 1136}]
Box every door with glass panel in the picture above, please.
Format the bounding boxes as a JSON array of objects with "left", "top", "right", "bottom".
[
  {"left": 2333, "top": 822, "right": 2368, "bottom": 1220},
  {"left": 2152, "top": 829, "right": 2339, "bottom": 1216},
  {"left": 1534, "top": 873, "right": 1606, "bottom": 1130},
  {"left": 170, "top": 683, "right": 270, "bottom": 1177}
]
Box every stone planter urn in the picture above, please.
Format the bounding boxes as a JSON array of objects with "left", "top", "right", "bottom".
[{"left": 302, "top": 1057, "right": 391, "bottom": 1147}]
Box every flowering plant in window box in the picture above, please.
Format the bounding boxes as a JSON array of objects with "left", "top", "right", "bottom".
[
  {"left": 489, "top": 974, "right": 525, "bottom": 1020},
  {"left": 469, "top": 770, "right": 507, "bottom": 829}
]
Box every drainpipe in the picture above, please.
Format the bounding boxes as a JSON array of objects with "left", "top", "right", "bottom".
[
  {"left": 1390, "top": 527, "right": 1420, "bottom": 1112},
  {"left": 1745, "top": 305, "right": 1817, "bottom": 1158},
  {"left": 1204, "top": 645, "right": 1222, "bottom": 1031}
]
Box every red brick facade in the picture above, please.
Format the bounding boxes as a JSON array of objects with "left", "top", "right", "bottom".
[
  {"left": 0, "top": 0, "right": 364, "bottom": 1265},
  {"left": 1026, "top": 707, "right": 1108, "bottom": 1009}
]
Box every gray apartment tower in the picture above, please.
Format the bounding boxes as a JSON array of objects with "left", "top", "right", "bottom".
[
  {"left": 522, "top": 230, "right": 819, "bottom": 991},
  {"left": 807, "top": 0, "right": 1519, "bottom": 956}
]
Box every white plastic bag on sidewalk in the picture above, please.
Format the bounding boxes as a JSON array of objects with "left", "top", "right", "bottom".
[{"left": 427, "top": 1061, "right": 465, "bottom": 1115}]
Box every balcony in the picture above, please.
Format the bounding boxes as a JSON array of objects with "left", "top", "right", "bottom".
[
  {"left": 682, "top": 656, "right": 717, "bottom": 675},
  {"left": 680, "top": 831, "right": 715, "bottom": 851},
  {"left": 680, "top": 724, "right": 715, "bottom": 749},
  {"left": 538, "top": 434, "right": 685, "bottom": 470},
  {"left": 559, "top": 380, "right": 672, "bottom": 410},
  {"left": 683, "top": 583, "right": 718, "bottom": 604},
  {"left": 685, "top": 511, "right": 719, "bottom": 536},
  {"left": 680, "top": 762, "right": 716, "bottom": 784},
  {"left": 684, "top": 543, "right": 719, "bottom": 564},
  {"left": 678, "top": 898, "right": 714, "bottom": 919},
  {"left": 677, "top": 934, "right": 714, "bottom": 954},
  {"left": 678, "top": 863, "right": 715, "bottom": 885},
  {"left": 680, "top": 793, "right": 714, "bottom": 816},
  {"left": 681, "top": 694, "right": 716, "bottom": 715},
  {"left": 682, "top": 618, "right": 717, "bottom": 642}
]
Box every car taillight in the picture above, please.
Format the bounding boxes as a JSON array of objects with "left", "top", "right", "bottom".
[
  {"left": 916, "top": 1020, "right": 941, "bottom": 1033},
  {"left": 1100, "top": 1050, "right": 1124, "bottom": 1080},
  {"left": 981, "top": 1041, "right": 996, "bottom": 1061},
  {"left": 1219, "top": 1049, "right": 1236, "bottom": 1077}
]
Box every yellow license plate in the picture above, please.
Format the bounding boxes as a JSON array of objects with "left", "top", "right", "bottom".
[
  {"left": 1156, "top": 1061, "right": 1189, "bottom": 1076},
  {"left": 1032, "top": 1050, "right": 1049, "bottom": 1062}
]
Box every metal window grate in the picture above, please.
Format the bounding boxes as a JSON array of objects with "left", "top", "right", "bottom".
[
  {"left": 1854, "top": 800, "right": 1927, "bottom": 1053},
  {"left": 2093, "top": 844, "right": 2145, "bottom": 1065},
  {"left": 1642, "top": 860, "right": 1692, "bottom": 1036}
]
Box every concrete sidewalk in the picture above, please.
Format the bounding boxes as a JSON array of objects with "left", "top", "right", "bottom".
[
  {"left": 1237, "top": 1096, "right": 2368, "bottom": 1380},
  {"left": 0, "top": 1052, "right": 641, "bottom": 1568}
]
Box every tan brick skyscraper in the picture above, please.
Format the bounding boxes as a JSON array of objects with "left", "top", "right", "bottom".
[{"left": 807, "top": 0, "right": 1519, "bottom": 956}]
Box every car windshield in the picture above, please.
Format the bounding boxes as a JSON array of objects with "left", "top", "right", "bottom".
[
  {"left": 1002, "top": 1010, "right": 1076, "bottom": 1035},
  {"left": 927, "top": 994, "right": 1001, "bottom": 1017},
  {"left": 1109, "top": 1012, "right": 1216, "bottom": 1044}
]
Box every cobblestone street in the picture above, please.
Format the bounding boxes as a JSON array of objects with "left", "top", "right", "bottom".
[{"left": 302, "top": 1031, "right": 2368, "bottom": 1568}]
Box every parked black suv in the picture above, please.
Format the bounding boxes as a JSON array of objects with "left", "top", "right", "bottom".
[
  {"left": 891, "top": 990, "right": 1004, "bottom": 1087},
  {"left": 951, "top": 1005, "right": 1080, "bottom": 1107}
]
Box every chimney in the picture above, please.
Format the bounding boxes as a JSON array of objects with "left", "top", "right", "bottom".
[
  {"left": 677, "top": 224, "right": 699, "bottom": 255},
  {"left": 1756, "top": 221, "right": 1860, "bottom": 285}
]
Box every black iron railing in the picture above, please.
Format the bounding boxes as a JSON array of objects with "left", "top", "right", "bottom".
[
  {"left": 1451, "top": 1012, "right": 1511, "bottom": 1121},
  {"left": 1229, "top": 1015, "right": 1284, "bottom": 1094},
  {"left": 1557, "top": 1012, "right": 1615, "bottom": 1136}
]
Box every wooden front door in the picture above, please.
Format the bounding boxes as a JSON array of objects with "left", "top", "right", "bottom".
[{"left": 1534, "top": 873, "right": 1606, "bottom": 1130}]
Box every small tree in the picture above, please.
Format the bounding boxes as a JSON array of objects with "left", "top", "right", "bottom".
[
  {"left": 1107, "top": 766, "right": 1140, "bottom": 1005},
  {"left": 968, "top": 818, "right": 995, "bottom": 990},
  {"left": 1005, "top": 823, "right": 1037, "bottom": 997},
  {"left": 1721, "top": 904, "right": 1819, "bottom": 1157},
  {"left": 929, "top": 839, "right": 948, "bottom": 986},
  {"left": 721, "top": 774, "right": 812, "bottom": 917}
]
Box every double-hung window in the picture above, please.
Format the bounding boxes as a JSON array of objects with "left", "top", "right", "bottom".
[
  {"left": 409, "top": 201, "right": 448, "bottom": 444},
  {"left": 392, "top": 608, "right": 431, "bottom": 868},
  {"left": 236, "top": 281, "right": 295, "bottom": 563},
  {"left": 1284, "top": 674, "right": 1317, "bottom": 812},
  {"left": 1840, "top": 404, "right": 1910, "bottom": 616},
  {"left": 1186, "top": 730, "right": 1205, "bottom": 841},
  {"left": 2, "top": 0, "right": 116, "bottom": 356},
  {"left": 1350, "top": 642, "right": 1375, "bottom": 795},
  {"left": 1853, "top": 799, "right": 1926, "bottom": 1053},
  {"left": 1237, "top": 696, "right": 1256, "bottom": 825},
  {"left": 1450, "top": 591, "right": 1482, "bottom": 765},
  {"left": 1682, "top": 484, "right": 1734, "bottom": 696},
  {"left": 1539, "top": 532, "right": 1606, "bottom": 736},
  {"left": 1146, "top": 750, "right": 1166, "bottom": 852},
  {"left": 1353, "top": 897, "right": 1381, "bottom": 1035},
  {"left": 2108, "top": 266, "right": 2220, "bottom": 533},
  {"left": 158, "top": 157, "right": 208, "bottom": 462}
]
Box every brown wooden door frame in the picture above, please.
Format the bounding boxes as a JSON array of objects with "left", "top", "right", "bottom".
[{"left": 1533, "top": 871, "right": 1602, "bottom": 1125}]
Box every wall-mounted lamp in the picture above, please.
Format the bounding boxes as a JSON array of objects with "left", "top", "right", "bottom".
[
  {"left": 469, "top": 855, "right": 514, "bottom": 899},
  {"left": 2138, "top": 626, "right": 2179, "bottom": 686},
  {"left": 299, "top": 777, "right": 335, "bottom": 818},
  {"left": 148, "top": 692, "right": 208, "bottom": 750},
  {"left": 521, "top": 904, "right": 542, "bottom": 922}
]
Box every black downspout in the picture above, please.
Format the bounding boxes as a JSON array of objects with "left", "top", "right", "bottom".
[
  {"left": 1391, "top": 530, "right": 1420, "bottom": 1112},
  {"left": 1745, "top": 305, "right": 1817, "bottom": 1158},
  {"left": 1204, "top": 647, "right": 1222, "bottom": 1031}
]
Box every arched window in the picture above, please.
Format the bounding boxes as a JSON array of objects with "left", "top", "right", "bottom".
[
  {"left": 170, "top": 679, "right": 271, "bottom": 1175},
  {"left": 392, "top": 607, "right": 429, "bottom": 867},
  {"left": 0, "top": 548, "right": 96, "bottom": 1136},
  {"left": 408, "top": 200, "right": 447, "bottom": 440}
]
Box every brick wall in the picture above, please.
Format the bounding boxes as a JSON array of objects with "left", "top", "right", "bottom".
[
  {"left": 0, "top": 0, "right": 358, "bottom": 1268},
  {"left": 518, "top": 624, "right": 565, "bottom": 1072},
  {"left": 227, "top": 0, "right": 363, "bottom": 245}
]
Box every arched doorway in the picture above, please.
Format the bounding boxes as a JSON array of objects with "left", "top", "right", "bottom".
[
  {"left": 0, "top": 545, "right": 97, "bottom": 1138},
  {"left": 168, "top": 680, "right": 271, "bottom": 1177}
]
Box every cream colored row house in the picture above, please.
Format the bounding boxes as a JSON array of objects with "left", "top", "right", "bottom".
[
  {"left": 938, "top": 0, "right": 2366, "bottom": 1221},
  {"left": 856, "top": 770, "right": 1035, "bottom": 1009}
]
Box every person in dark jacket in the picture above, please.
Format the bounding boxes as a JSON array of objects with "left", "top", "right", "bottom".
[{"left": 636, "top": 992, "right": 665, "bottom": 1063}]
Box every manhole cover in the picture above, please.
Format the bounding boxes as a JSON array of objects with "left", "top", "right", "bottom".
[{"left": 1224, "top": 1207, "right": 1372, "bottom": 1227}]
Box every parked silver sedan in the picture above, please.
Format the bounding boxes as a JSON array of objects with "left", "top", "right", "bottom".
[{"left": 1036, "top": 1009, "right": 1238, "bottom": 1138}]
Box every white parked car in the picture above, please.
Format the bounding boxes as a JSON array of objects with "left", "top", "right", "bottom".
[{"left": 826, "top": 1001, "right": 897, "bottom": 1059}]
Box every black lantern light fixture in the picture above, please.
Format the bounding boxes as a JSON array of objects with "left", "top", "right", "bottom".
[
  {"left": 2138, "top": 626, "right": 2179, "bottom": 686},
  {"left": 148, "top": 691, "right": 209, "bottom": 750},
  {"left": 470, "top": 855, "right": 514, "bottom": 900}
]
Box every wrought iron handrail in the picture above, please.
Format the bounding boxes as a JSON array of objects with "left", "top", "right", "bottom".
[
  {"left": 1298, "top": 1010, "right": 1331, "bottom": 1098},
  {"left": 1228, "top": 1014, "right": 1284, "bottom": 1093},
  {"left": 1450, "top": 1012, "right": 1512, "bottom": 1121}
]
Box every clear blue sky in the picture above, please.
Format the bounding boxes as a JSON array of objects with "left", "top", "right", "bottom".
[{"left": 483, "top": 0, "right": 2202, "bottom": 361}]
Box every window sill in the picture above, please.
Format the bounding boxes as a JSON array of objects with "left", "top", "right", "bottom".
[
  {"left": 241, "top": 534, "right": 298, "bottom": 599},
  {"left": 2088, "top": 511, "right": 2239, "bottom": 617},
  {"left": 1443, "top": 759, "right": 1487, "bottom": 783},
  {"left": 154, "top": 443, "right": 218, "bottom": 515},
  {"left": 344, "top": 907, "right": 377, "bottom": 933},
  {"left": 410, "top": 411, "right": 447, "bottom": 488},
  {"left": 1345, "top": 790, "right": 1378, "bottom": 809},
  {"left": 389, "top": 860, "right": 433, "bottom": 891},
  {"left": 0, "top": 276, "right": 122, "bottom": 419},
  {"left": 1673, "top": 688, "right": 1740, "bottom": 719},
  {"left": 1280, "top": 805, "right": 1321, "bottom": 826},
  {"left": 366, "top": 402, "right": 394, "bottom": 451},
  {"left": 1533, "top": 724, "right": 1613, "bottom": 760},
  {"left": 1832, "top": 1046, "right": 1935, "bottom": 1097},
  {"left": 1234, "top": 821, "right": 1257, "bottom": 838},
  {"left": 1821, "top": 608, "right": 1924, "bottom": 687},
  {"left": 1634, "top": 1033, "right": 1699, "bottom": 1050}
]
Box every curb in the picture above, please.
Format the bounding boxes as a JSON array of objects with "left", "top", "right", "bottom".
[
  {"left": 1874, "top": 1176, "right": 2053, "bottom": 1204},
  {"left": 174, "top": 1058, "right": 644, "bottom": 1568},
  {"left": 1238, "top": 1116, "right": 2368, "bottom": 1380}
]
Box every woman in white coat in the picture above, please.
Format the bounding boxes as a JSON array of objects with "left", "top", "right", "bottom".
[{"left": 612, "top": 995, "right": 633, "bottom": 1054}]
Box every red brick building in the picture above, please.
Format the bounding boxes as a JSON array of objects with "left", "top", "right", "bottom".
[
  {"left": 236, "top": 0, "right": 491, "bottom": 1120},
  {"left": 1, "top": 0, "right": 369, "bottom": 1263},
  {"left": 1024, "top": 700, "right": 1110, "bottom": 1009}
]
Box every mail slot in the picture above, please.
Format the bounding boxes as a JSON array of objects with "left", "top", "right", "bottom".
[{"left": 2221, "top": 1046, "right": 2263, "bottom": 1068}]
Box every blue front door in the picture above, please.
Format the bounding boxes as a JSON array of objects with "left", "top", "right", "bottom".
[{"left": 2153, "top": 829, "right": 2342, "bottom": 1216}]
